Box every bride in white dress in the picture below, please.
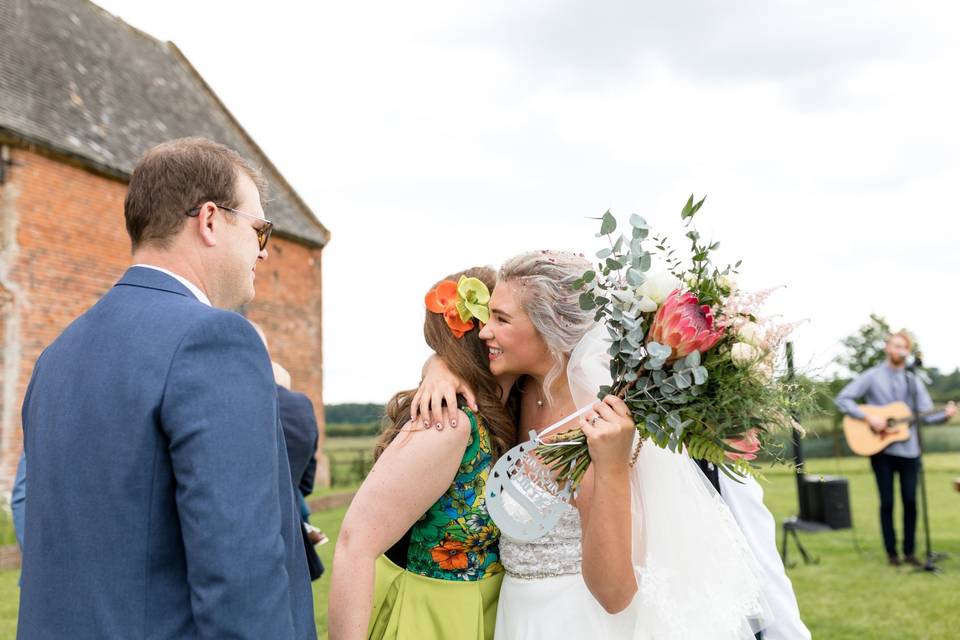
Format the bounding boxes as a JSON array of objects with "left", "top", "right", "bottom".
[{"left": 418, "top": 251, "right": 770, "bottom": 639}]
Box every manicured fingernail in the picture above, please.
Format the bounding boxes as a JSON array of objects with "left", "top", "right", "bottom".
[{"left": 451, "top": 420, "right": 457, "bottom": 427}]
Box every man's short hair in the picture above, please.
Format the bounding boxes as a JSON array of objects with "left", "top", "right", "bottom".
[
  {"left": 887, "top": 330, "right": 913, "bottom": 351},
  {"left": 124, "top": 137, "right": 266, "bottom": 251}
]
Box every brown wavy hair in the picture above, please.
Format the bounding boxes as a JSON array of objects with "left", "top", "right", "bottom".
[{"left": 377, "top": 267, "right": 516, "bottom": 460}]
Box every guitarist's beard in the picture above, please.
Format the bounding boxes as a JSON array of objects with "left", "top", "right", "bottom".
[{"left": 888, "top": 350, "right": 909, "bottom": 366}]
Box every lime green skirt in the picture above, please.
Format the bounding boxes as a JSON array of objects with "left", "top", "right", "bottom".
[{"left": 368, "top": 555, "right": 503, "bottom": 640}]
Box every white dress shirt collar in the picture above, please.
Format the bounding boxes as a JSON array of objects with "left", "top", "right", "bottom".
[{"left": 132, "top": 264, "right": 212, "bottom": 306}]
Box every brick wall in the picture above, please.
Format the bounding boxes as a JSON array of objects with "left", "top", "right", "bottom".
[
  {"left": 246, "top": 235, "right": 328, "bottom": 485},
  {"left": 0, "top": 147, "right": 327, "bottom": 493}
]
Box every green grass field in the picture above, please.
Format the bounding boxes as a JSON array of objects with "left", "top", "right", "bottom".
[
  {"left": 0, "top": 505, "right": 350, "bottom": 638},
  {"left": 759, "top": 453, "right": 960, "bottom": 640},
  {"left": 0, "top": 453, "right": 957, "bottom": 638},
  {"left": 0, "top": 510, "right": 17, "bottom": 548}
]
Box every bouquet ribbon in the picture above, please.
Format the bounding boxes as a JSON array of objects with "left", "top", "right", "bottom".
[{"left": 533, "top": 404, "right": 594, "bottom": 446}]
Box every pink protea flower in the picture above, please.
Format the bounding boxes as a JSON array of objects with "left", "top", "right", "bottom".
[
  {"left": 725, "top": 428, "right": 761, "bottom": 461},
  {"left": 648, "top": 289, "right": 725, "bottom": 360}
]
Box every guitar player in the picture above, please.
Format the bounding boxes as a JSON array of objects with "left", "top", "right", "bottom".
[{"left": 835, "top": 331, "right": 957, "bottom": 566}]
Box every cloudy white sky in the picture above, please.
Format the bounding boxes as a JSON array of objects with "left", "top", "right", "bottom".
[{"left": 96, "top": 1, "right": 959, "bottom": 403}]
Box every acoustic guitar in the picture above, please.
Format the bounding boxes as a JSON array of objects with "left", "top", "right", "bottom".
[{"left": 843, "top": 401, "right": 955, "bottom": 457}]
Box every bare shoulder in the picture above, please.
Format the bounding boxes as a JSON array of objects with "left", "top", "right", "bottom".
[
  {"left": 454, "top": 408, "right": 474, "bottom": 431},
  {"left": 415, "top": 408, "right": 473, "bottom": 438},
  {"left": 383, "top": 410, "right": 472, "bottom": 457},
  {"left": 417, "top": 408, "right": 474, "bottom": 436},
  {"left": 445, "top": 408, "right": 474, "bottom": 444}
]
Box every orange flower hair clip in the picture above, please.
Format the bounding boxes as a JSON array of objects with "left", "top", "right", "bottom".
[{"left": 425, "top": 276, "right": 491, "bottom": 338}]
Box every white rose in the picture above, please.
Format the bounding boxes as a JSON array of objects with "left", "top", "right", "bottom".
[
  {"left": 718, "top": 275, "right": 738, "bottom": 293},
  {"left": 737, "top": 322, "right": 765, "bottom": 347},
  {"left": 637, "top": 297, "right": 658, "bottom": 313},
  {"left": 637, "top": 271, "right": 682, "bottom": 311},
  {"left": 730, "top": 342, "right": 759, "bottom": 368}
]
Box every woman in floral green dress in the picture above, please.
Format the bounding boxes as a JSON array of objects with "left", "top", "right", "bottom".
[{"left": 329, "top": 267, "right": 517, "bottom": 640}]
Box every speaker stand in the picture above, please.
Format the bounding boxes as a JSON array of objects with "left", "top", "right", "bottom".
[{"left": 780, "top": 517, "right": 832, "bottom": 568}]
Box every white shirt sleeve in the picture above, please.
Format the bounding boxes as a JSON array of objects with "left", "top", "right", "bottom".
[{"left": 718, "top": 473, "right": 812, "bottom": 640}]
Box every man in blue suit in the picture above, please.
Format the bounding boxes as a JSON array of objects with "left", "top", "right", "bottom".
[{"left": 17, "top": 137, "right": 316, "bottom": 639}]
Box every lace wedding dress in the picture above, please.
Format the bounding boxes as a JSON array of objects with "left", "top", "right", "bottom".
[
  {"left": 491, "top": 325, "right": 771, "bottom": 639},
  {"left": 494, "top": 501, "right": 637, "bottom": 639}
]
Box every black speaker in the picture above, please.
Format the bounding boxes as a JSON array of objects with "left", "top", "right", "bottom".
[{"left": 799, "top": 475, "right": 852, "bottom": 530}]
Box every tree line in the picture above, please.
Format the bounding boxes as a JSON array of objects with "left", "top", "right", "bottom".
[
  {"left": 323, "top": 314, "right": 960, "bottom": 429},
  {"left": 325, "top": 403, "right": 385, "bottom": 425}
]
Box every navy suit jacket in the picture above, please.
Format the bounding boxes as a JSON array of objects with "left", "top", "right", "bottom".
[
  {"left": 277, "top": 386, "right": 319, "bottom": 494},
  {"left": 18, "top": 267, "right": 315, "bottom": 639}
]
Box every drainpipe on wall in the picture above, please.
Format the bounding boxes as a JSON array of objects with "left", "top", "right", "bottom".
[{"left": 0, "top": 145, "right": 25, "bottom": 496}]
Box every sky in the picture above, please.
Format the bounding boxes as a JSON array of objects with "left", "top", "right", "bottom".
[{"left": 94, "top": 0, "right": 960, "bottom": 403}]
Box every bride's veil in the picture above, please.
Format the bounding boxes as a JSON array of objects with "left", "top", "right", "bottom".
[{"left": 567, "top": 323, "right": 772, "bottom": 639}]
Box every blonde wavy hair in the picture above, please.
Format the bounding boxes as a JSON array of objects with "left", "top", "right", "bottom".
[{"left": 499, "top": 251, "right": 595, "bottom": 404}]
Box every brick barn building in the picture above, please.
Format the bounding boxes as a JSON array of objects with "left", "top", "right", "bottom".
[{"left": 0, "top": 0, "right": 330, "bottom": 493}]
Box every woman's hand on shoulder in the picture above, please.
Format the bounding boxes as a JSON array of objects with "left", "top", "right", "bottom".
[
  {"left": 388, "top": 408, "right": 472, "bottom": 457},
  {"left": 410, "top": 355, "right": 477, "bottom": 430}
]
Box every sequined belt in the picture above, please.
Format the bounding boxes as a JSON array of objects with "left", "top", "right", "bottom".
[{"left": 500, "top": 542, "right": 583, "bottom": 580}]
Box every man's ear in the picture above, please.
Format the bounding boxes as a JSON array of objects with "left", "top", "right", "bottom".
[{"left": 195, "top": 201, "right": 219, "bottom": 248}]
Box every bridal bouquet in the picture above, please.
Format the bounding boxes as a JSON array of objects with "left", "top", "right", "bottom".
[{"left": 538, "top": 196, "right": 810, "bottom": 487}]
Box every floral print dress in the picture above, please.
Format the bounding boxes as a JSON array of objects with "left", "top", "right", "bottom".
[
  {"left": 370, "top": 408, "right": 505, "bottom": 640},
  {"left": 397, "top": 408, "right": 503, "bottom": 580}
]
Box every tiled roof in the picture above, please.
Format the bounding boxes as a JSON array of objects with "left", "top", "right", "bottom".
[{"left": 0, "top": 0, "right": 328, "bottom": 246}]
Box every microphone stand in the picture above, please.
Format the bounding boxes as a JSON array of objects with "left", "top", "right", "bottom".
[{"left": 905, "top": 355, "right": 946, "bottom": 574}]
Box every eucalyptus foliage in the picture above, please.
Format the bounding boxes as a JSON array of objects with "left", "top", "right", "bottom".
[{"left": 537, "top": 197, "right": 814, "bottom": 488}]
